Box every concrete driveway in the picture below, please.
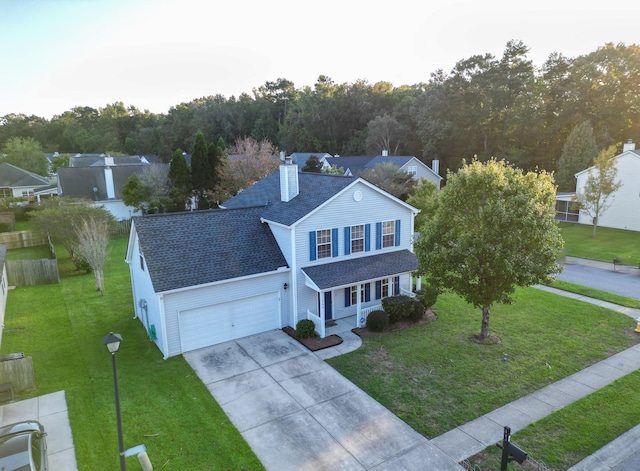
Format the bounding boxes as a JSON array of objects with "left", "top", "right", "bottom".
[
  {"left": 0, "top": 390, "right": 78, "bottom": 470},
  {"left": 184, "top": 330, "right": 462, "bottom": 470}
]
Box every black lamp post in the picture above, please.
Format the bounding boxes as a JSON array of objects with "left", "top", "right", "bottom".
[{"left": 102, "top": 332, "right": 125, "bottom": 471}]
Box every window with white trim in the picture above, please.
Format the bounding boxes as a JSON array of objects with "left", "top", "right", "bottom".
[
  {"left": 351, "top": 224, "right": 364, "bottom": 253},
  {"left": 381, "top": 279, "right": 389, "bottom": 298},
  {"left": 316, "top": 229, "right": 332, "bottom": 259},
  {"left": 382, "top": 220, "right": 395, "bottom": 248},
  {"left": 407, "top": 165, "right": 417, "bottom": 175}
]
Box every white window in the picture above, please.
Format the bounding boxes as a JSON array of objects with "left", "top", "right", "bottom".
[
  {"left": 381, "top": 279, "right": 389, "bottom": 298},
  {"left": 351, "top": 224, "right": 364, "bottom": 253},
  {"left": 316, "top": 229, "right": 332, "bottom": 259},
  {"left": 407, "top": 166, "right": 417, "bottom": 175},
  {"left": 382, "top": 221, "right": 395, "bottom": 248}
]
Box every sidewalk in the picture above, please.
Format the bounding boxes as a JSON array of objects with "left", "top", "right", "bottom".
[{"left": 429, "top": 286, "right": 640, "bottom": 467}]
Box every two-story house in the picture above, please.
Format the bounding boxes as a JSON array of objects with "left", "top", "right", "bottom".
[{"left": 126, "top": 157, "right": 419, "bottom": 358}]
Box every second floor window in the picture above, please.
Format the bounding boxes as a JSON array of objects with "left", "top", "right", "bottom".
[
  {"left": 407, "top": 166, "right": 417, "bottom": 175},
  {"left": 351, "top": 225, "right": 364, "bottom": 253},
  {"left": 382, "top": 220, "right": 395, "bottom": 248},
  {"left": 316, "top": 229, "right": 332, "bottom": 259}
]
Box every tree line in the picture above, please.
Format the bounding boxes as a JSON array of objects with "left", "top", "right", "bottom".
[{"left": 1, "top": 41, "right": 639, "bottom": 181}]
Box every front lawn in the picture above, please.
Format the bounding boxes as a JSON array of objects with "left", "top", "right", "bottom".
[
  {"left": 327, "top": 289, "right": 639, "bottom": 439},
  {"left": 560, "top": 222, "right": 640, "bottom": 264},
  {"left": 1, "top": 237, "right": 263, "bottom": 471}
]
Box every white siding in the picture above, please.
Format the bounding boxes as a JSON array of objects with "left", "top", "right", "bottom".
[
  {"left": 0, "top": 263, "right": 7, "bottom": 350},
  {"left": 401, "top": 158, "right": 441, "bottom": 189},
  {"left": 293, "top": 180, "right": 416, "bottom": 320},
  {"left": 575, "top": 152, "right": 640, "bottom": 232},
  {"left": 162, "top": 271, "right": 289, "bottom": 357},
  {"left": 95, "top": 200, "right": 141, "bottom": 221},
  {"left": 269, "top": 224, "right": 294, "bottom": 266},
  {"left": 127, "top": 232, "right": 168, "bottom": 356}
]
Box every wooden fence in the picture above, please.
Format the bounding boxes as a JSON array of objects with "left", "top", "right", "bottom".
[
  {"left": 0, "top": 355, "right": 35, "bottom": 397},
  {"left": 6, "top": 259, "right": 60, "bottom": 286},
  {"left": 0, "top": 230, "right": 47, "bottom": 249},
  {"left": 111, "top": 219, "right": 132, "bottom": 237}
]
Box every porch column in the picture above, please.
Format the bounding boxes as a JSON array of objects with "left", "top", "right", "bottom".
[
  {"left": 416, "top": 276, "right": 422, "bottom": 291},
  {"left": 356, "top": 283, "right": 362, "bottom": 328},
  {"left": 319, "top": 291, "right": 325, "bottom": 323}
]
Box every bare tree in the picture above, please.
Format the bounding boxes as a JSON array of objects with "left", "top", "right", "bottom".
[{"left": 75, "top": 217, "right": 110, "bottom": 295}]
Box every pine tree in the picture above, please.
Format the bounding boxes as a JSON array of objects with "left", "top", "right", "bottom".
[
  {"left": 168, "top": 148, "right": 191, "bottom": 211},
  {"left": 191, "top": 131, "right": 210, "bottom": 209},
  {"left": 556, "top": 121, "right": 599, "bottom": 191}
]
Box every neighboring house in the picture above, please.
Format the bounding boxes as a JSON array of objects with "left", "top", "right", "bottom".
[
  {"left": 556, "top": 139, "right": 640, "bottom": 231},
  {"left": 126, "top": 157, "right": 419, "bottom": 358},
  {"left": 0, "top": 163, "right": 51, "bottom": 201},
  {"left": 57, "top": 156, "right": 154, "bottom": 220},
  {"left": 289, "top": 152, "right": 333, "bottom": 169},
  {"left": 324, "top": 152, "right": 442, "bottom": 189},
  {"left": 0, "top": 245, "right": 7, "bottom": 350}
]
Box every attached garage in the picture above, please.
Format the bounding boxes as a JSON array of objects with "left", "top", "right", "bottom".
[{"left": 178, "top": 291, "right": 281, "bottom": 352}]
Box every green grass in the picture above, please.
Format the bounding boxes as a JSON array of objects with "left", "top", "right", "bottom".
[
  {"left": 468, "top": 371, "right": 640, "bottom": 470},
  {"left": 560, "top": 222, "right": 640, "bottom": 264},
  {"left": 2, "top": 237, "right": 263, "bottom": 471},
  {"left": 547, "top": 279, "right": 640, "bottom": 309},
  {"left": 5, "top": 244, "right": 52, "bottom": 260},
  {"left": 328, "top": 289, "right": 639, "bottom": 439}
]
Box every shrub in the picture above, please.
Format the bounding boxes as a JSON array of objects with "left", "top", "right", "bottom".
[
  {"left": 366, "top": 310, "right": 389, "bottom": 332},
  {"left": 416, "top": 286, "right": 440, "bottom": 308},
  {"left": 382, "top": 295, "right": 415, "bottom": 323},
  {"left": 408, "top": 299, "right": 425, "bottom": 323},
  {"left": 296, "top": 319, "right": 316, "bottom": 338}
]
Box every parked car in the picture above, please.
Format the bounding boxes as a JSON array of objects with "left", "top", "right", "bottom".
[{"left": 0, "top": 420, "right": 48, "bottom": 470}]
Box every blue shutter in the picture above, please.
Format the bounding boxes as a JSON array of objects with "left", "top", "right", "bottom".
[
  {"left": 365, "top": 224, "right": 371, "bottom": 252},
  {"left": 344, "top": 287, "right": 351, "bottom": 307},
  {"left": 395, "top": 219, "right": 401, "bottom": 246},
  {"left": 375, "top": 280, "right": 382, "bottom": 300},
  {"left": 376, "top": 222, "right": 382, "bottom": 250},
  {"left": 344, "top": 226, "right": 351, "bottom": 255},
  {"left": 393, "top": 276, "right": 400, "bottom": 295},
  {"left": 332, "top": 228, "right": 339, "bottom": 257},
  {"left": 364, "top": 283, "right": 371, "bottom": 302},
  {"left": 309, "top": 231, "right": 316, "bottom": 261}
]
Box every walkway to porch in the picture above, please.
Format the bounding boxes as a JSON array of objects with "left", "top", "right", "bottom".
[{"left": 314, "top": 315, "right": 363, "bottom": 360}]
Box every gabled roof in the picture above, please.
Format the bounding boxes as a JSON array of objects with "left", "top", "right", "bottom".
[
  {"left": 58, "top": 165, "right": 164, "bottom": 200},
  {"left": 221, "top": 171, "right": 358, "bottom": 226},
  {"left": 574, "top": 149, "right": 640, "bottom": 178},
  {"left": 327, "top": 155, "right": 441, "bottom": 180},
  {"left": 134, "top": 207, "right": 288, "bottom": 293},
  {"left": 0, "top": 163, "right": 49, "bottom": 188},
  {"left": 302, "top": 250, "right": 418, "bottom": 290},
  {"left": 290, "top": 152, "right": 332, "bottom": 168},
  {"left": 68, "top": 154, "right": 159, "bottom": 167}
]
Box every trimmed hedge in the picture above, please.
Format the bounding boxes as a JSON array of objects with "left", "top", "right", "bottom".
[
  {"left": 296, "top": 319, "right": 316, "bottom": 338},
  {"left": 366, "top": 310, "right": 389, "bottom": 332},
  {"left": 382, "top": 295, "right": 416, "bottom": 323}
]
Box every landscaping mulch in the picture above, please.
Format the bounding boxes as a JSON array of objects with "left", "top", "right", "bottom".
[
  {"left": 282, "top": 326, "right": 343, "bottom": 351},
  {"left": 352, "top": 308, "right": 438, "bottom": 337}
]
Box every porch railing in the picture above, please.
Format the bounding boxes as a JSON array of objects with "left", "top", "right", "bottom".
[
  {"left": 306, "top": 310, "right": 325, "bottom": 338},
  {"left": 401, "top": 288, "right": 416, "bottom": 298},
  {"left": 358, "top": 304, "right": 382, "bottom": 327}
]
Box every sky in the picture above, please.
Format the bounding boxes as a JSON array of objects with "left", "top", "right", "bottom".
[{"left": 1, "top": 0, "right": 638, "bottom": 119}]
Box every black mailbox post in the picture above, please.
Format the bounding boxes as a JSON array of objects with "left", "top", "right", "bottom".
[{"left": 496, "top": 426, "right": 528, "bottom": 470}]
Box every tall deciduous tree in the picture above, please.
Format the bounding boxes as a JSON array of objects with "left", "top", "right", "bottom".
[
  {"left": 30, "top": 201, "right": 115, "bottom": 270},
  {"left": 221, "top": 137, "right": 279, "bottom": 195},
  {"left": 406, "top": 179, "right": 438, "bottom": 231},
  {"left": 415, "top": 159, "right": 563, "bottom": 340},
  {"left": 1, "top": 137, "right": 49, "bottom": 176},
  {"left": 556, "top": 121, "right": 599, "bottom": 191},
  {"left": 572, "top": 145, "right": 622, "bottom": 238},
  {"left": 75, "top": 217, "right": 110, "bottom": 295}
]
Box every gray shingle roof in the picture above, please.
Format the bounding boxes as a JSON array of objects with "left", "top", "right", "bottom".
[
  {"left": 327, "top": 155, "right": 415, "bottom": 174},
  {"left": 134, "top": 207, "right": 288, "bottom": 293},
  {"left": 58, "top": 165, "right": 165, "bottom": 200},
  {"left": 301, "top": 250, "right": 418, "bottom": 290},
  {"left": 222, "top": 170, "right": 357, "bottom": 226},
  {"left": 0, "top": 163, "right": 49, "bottom": 187}
]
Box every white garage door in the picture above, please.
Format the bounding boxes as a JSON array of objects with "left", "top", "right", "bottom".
[{"left": 179, "top": 291, "right": 280, "bottom": 352}]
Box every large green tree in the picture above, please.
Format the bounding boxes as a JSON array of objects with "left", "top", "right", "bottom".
[
  {"left": 556, "top": 121, "right": 599, "bottom": 191},
  {"left": 1, "top": 136, "right": 49, "bottom": 176},
  {"left": 415, "top": 159, "right": 563, "bottom": 340},
  {"left": 406, "top": 179, "right": 438, "bottom": 231},
  {"left": 359, "top": 162, "right": 416, "bottom": 201},
  {"left": 572, "top": 145, "right": 622, "bottom": 238},
  {"left": 168, "top": 148, "right": 191, "bottom": 211}
]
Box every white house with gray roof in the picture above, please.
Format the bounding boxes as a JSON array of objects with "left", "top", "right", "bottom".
[{"left": 126, "top": 157, "right": 419, "bottom": 358}]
